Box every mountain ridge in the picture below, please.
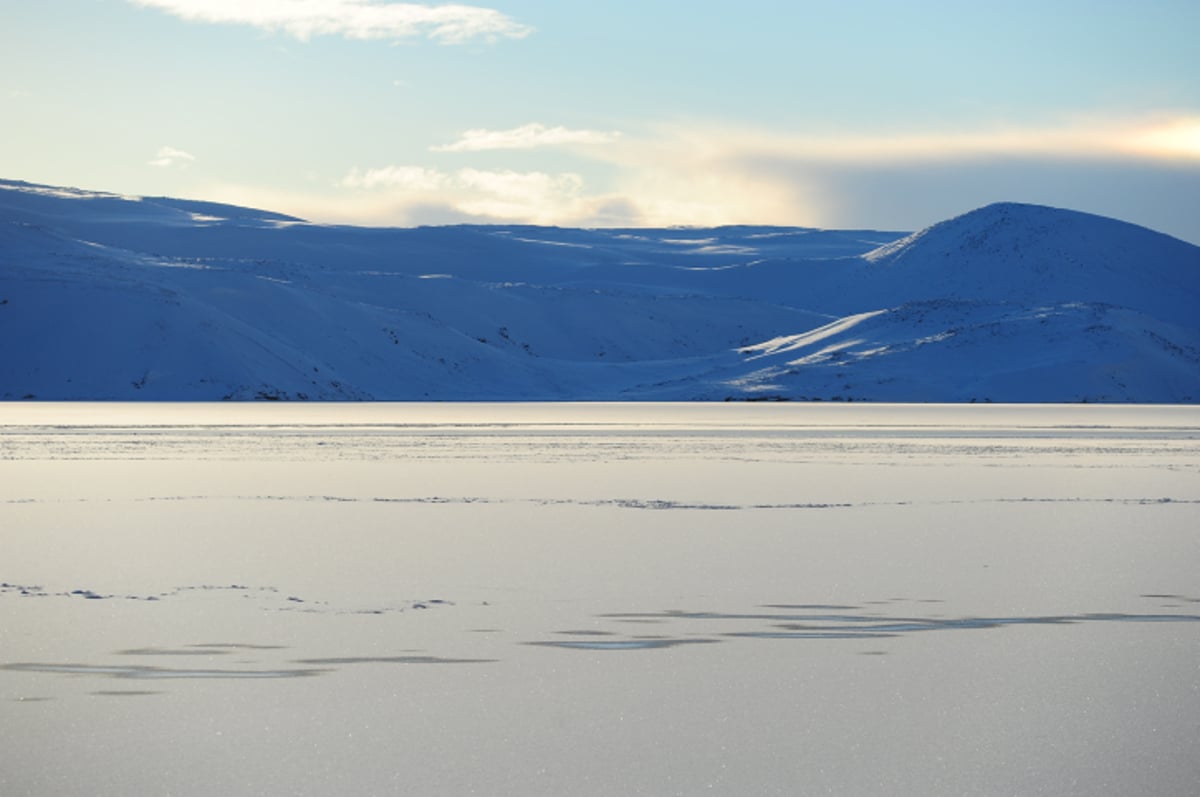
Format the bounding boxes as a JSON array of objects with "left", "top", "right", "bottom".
[{"left": 2, "top": 179, "right": 1197, "bottom": 402}]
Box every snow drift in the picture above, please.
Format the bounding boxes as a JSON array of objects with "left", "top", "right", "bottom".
[{"left": 2, "top": 179, "right": 1197, "bottom": 402}]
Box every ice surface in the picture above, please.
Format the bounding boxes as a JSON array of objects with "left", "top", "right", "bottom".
[{"left": 2, "top": 403, "right": 1199, "bottom": 796}]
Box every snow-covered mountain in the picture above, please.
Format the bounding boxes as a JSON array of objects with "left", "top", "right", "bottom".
[{"left": 2, "top": 178, "right": 1197, "bottom": 402}]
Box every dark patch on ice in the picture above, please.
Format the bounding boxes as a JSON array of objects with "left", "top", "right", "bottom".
[
  {"left": 5, "top": 493, "right": 1200, "bottom": 511},
  {"left": 91, "top": 690, "right": 163, "bottom": 697},
  {"left": 4, "top": 650, "right": 495, "bottom": 687},
  {"left": 762, "top": 603, "right": 861, "bottom": 610},
  {"left": 1, "top": 662, "right": 326, "bottom": 680},
  {"left": 117, "top": 647, "right": 235, "bottom": 657},
  {"left": 609, "top": 618, "right": 667, "bottom": 624},
  {"left": 293, "top": 656, "right": 496, "bottom": 665},
  {"left": 1, "top": 583, "right": 278, "bottom": 603},
  {"left": 736, "top": 631, "right": 899, "bottom": 639},
  {"left": 526, "top": 638, "right": 720, "bottom": 651},
  {"left": 1, "top": 582, "right": 48, "bottom": 597},
  {"left": 586, "top": 498, "right": 744, "bottom": 510},
  {"left": 0, "top": 581, "right": 452, "bottom": 616},
  {"left": 115, "top": 643, "right": 288, "bottom": 656},
  {"left": 1141, "top": 593, "right": 1200, "bottom": 603},
  {"left": 596, "top": 606, "right": 1200, "bottom": 642}
]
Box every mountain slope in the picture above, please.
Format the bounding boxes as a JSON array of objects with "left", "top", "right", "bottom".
[
  {"left": 704, "top": 300, "right": 1200, "bottom": 403},
  {"left": 2, "top": 179, "right": 1197, "bottom": 402}
]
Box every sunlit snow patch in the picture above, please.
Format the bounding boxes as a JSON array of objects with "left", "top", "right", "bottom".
[{"left": 740, "top": 310, "right": 888, "bottom": 359}]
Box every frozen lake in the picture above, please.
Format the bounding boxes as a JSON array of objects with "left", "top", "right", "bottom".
[{"left": 2, "top": 403, "right": 1199, "bottom": 796}]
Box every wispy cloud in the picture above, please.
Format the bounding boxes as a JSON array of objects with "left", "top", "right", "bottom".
[
  {"left": 341, "top": 165, "right": 447, "bottom": 190},
  {"left": 621, "top": 114, "right": 1200, "bottom": 166},
  {"left": 1121, "top": 117, "right": 1200, "bottom": 160},
  {"left": 148, "top": 146, "right": 196, "bottom": 168},
  {"left": 128, "top": 0, "right": 533, "bottom": 44},
  {"left": 455, "top": 168, "right": 584, "bottom": 219},
  {"left": 432, "top": 123, "right": 622, "bottom": 152}
]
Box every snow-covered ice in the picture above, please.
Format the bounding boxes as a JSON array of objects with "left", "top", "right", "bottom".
[{"left": 2, "top": 403, "right": 1198, "bottom": 796}]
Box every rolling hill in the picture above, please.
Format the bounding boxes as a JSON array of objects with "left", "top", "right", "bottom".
[{"left": 2, "top": 179, "right": 1197, "bottom": 402}]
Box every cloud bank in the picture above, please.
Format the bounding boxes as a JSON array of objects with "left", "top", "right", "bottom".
[
  {"left": 223, "top": 113, "right": 1200, "bottom": 243},
  {"left": 578, "top": 114, "right": 1200, "bottom": 232},
  {"left": 339, "top": 165, "right": 591, "bottom": 225},
  {"left": 128, "top": 0, "right": 533, "bottom": 44}
]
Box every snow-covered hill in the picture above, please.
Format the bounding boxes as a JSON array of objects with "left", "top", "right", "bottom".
[{"left": 2, "top": 179, "right": 1197, "bottom": 402}]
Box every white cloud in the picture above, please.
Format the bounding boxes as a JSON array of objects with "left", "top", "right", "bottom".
[
  {"left": 432, "top": 123, "right": 622, "bottom": 152},
  {"left": 128, "top": 0, "right": 533, "bottom": 44},
  {"left": 148, "top": 146, "right": 196, "bottom": 168}
]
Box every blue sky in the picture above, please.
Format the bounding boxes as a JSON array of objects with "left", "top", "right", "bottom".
[{"left": 2, "top": 0, "right": 1198, "bottom": 240}]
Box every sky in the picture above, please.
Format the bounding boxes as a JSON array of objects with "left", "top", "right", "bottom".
[{"left": 2, "top": 0, "right": 1199, "bottom": 241}]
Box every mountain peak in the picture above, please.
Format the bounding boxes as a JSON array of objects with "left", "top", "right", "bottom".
[
  {"left": 854, "top": 201, "right": 1200, "bottom": 325},
  {"left": 866, "top": 201, "right": 1190, "bottom": 264}
]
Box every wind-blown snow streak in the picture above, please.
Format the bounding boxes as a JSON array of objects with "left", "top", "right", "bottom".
[
  {"left": 1, "top": 180, "right": 1198, "bottom": 402},
  {"left": 741, "top": 311, "right": 888, "bottom": 360}
]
